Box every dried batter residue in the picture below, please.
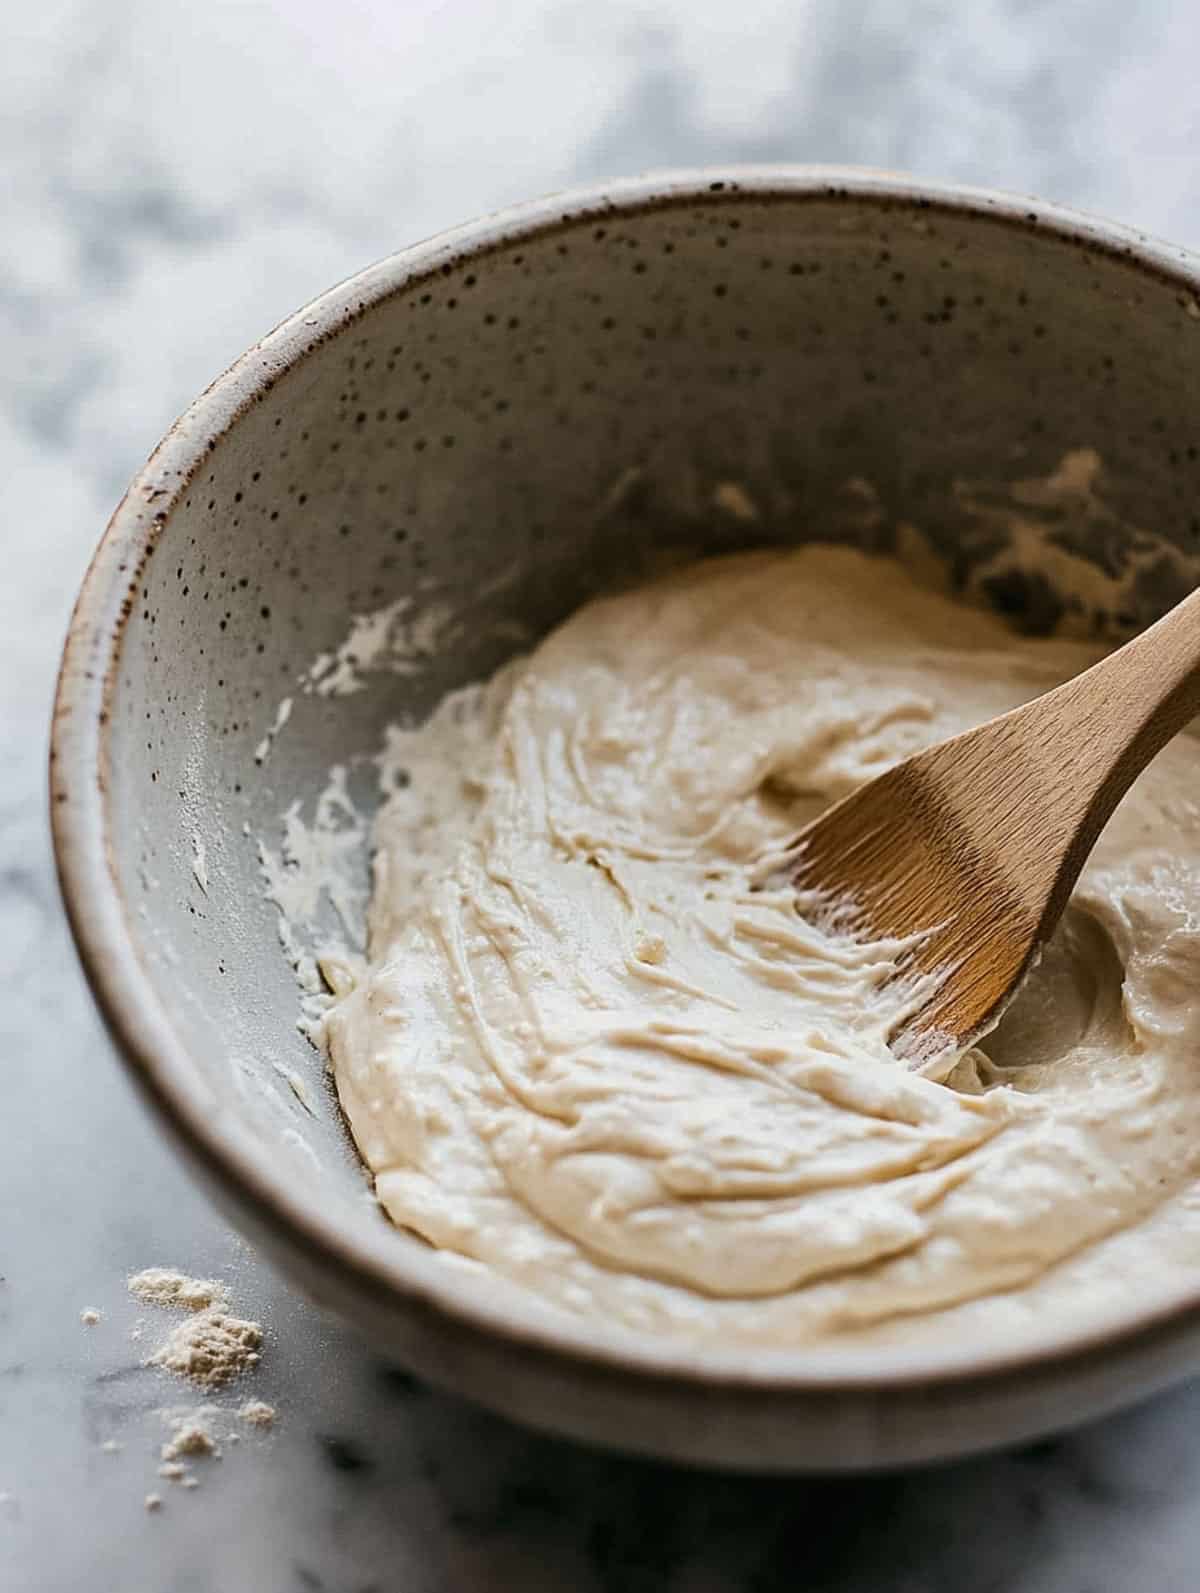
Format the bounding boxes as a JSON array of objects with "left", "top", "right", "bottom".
[{"left": 300, "top": 595, "right": 459, "bottom": 699}]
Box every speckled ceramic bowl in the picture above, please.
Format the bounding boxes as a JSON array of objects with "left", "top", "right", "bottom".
[{"left": 52, "top": 169, "right": 1200, "bottom": 1471}]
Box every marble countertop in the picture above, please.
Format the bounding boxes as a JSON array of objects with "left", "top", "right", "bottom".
[{"left": 7, "top": 2, "right": 1200, "bottom": 1588}]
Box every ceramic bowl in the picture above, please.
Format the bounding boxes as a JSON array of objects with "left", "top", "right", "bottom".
[{"left": 52, "top": 168, "right": 1200, "bottom": 1470}]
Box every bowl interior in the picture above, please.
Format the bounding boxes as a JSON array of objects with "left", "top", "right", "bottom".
[{"left": 92, "top": 176, "right": 1200, "bottom": 1370}]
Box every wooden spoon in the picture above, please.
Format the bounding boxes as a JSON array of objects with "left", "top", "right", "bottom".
[{"left": 787, "top": 586, "right": 1200, "bottom": 1067}]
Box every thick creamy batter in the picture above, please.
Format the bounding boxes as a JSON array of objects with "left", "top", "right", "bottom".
[{"left": 323, "top": 546, "right": 1200, "bottom": 1347}]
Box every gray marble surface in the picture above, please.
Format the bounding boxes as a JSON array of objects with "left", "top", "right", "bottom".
[{"left": 6, "top": 2, "right": 1200, "bottom": 1588}]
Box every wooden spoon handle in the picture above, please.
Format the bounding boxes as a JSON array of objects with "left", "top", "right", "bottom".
[
  {"left": 1052, "top": 583, "right": 1200, "bottom": 786},
  {"left": 1018, "top": 583, "right": 1200, "bottom": 882}
]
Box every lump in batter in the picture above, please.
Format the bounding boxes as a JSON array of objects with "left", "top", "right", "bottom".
[{"left": 322, "top": 546, "right": 1200, "bottom": 1348}]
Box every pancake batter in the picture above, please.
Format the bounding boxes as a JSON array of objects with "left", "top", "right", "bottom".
[{"left": 322, "top": 547, "right": 1200, "bottom": 1345}]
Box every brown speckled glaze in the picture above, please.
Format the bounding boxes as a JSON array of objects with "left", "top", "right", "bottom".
[{"left": 51, "top": 169, "right": 1200, "bottom": 1470}]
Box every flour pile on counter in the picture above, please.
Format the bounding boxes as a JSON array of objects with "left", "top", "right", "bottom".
[
  {"left": 129, "top": 1268, "right": 228, "bottom": 1312},
  {"left": 129, "top": 1268, "right": 263, "bottom": 1388},
  {"left": 322, "top": 547, "right": 1200, "bottom": 1346},
  {"left": 91, "top": 1269, "right": 281, "bottom": 1504}
]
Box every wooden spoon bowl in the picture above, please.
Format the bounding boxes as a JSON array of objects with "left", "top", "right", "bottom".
[{"left": 790, "top": 586, "right": 1200, "bottom": 1064}]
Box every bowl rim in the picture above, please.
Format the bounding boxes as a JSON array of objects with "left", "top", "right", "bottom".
[{"left": 50, "top": 163, "right": 1200, "bottom": 1397}]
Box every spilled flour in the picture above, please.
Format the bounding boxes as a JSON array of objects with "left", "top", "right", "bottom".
[
  {"left": 237, "top": 1399, "right": 276, "bottom": 1427},
  {"left": 128, "top": 1268, "right": 228, "bottom": 1312},
  {"left": 147, "top": 1401, "right": 279, "bottom": 1496},
  {"left": 149, "top": 1309, "right": 262, "bottom": 1390},
  {"left": 129, "top": 1268, "right": 263, "bottom": 1390},
  {"left": 160, "top": 1413, "right": 220, "bottom": 1461},
  {"left": 79, "top": 1269, "right": 278, "bottom": 1511}
]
